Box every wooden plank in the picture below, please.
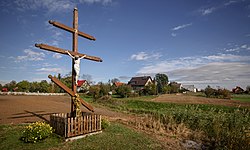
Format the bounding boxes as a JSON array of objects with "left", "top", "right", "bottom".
[
  {"left": 78, "top": 97, "right": 94, "bottom": 112},
  {"left": 48, "top": 75, "right": 76, "bottom": 96},
  {"left": 48, "top": 20, "right": 96, "bottom": 41},
  {"left": 35, "top": 43, "right": 102, "bottom": 62}
]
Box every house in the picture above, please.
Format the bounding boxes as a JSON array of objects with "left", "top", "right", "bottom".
[
  {"left": 113, "top": 82, "right": 125, "bottom": 87},
  {"left": 77, "top": 80, "right": 90, "bottom": 93},
  {"left": 1, "top": 88, "right": 8, "bottom": 92},
  {"left": 181, "top": 84, "right": 197, "bottom": 92},
  {"left": 128, "top": 76, "right": 153, "bottom": 90},
  {"left": 232, "top": 86, "right": 244, "bottom": 94}
]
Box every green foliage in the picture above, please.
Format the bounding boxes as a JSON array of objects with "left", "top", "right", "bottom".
[
  {"left": 142, "top": 83, "right": 157, "bottom": 95},
  {"left": 99, "top": 83, "right": 111, "bottom": 97},
  {"left": 205, "top": 85, "right": 231, "bottom": 99},
  {"left": 246, "top": 85, "right": 250, "bottom": 94},
  {"left": 101, "top": 118, "right": 110, "bottom": 129},
  {"left": 17, "top": 80, "right": 30, "bottom": 92},
  {"left": 155, "top": 73, "right": 168, "bottom": 94},
  {"left": 99, "top": 98, "right": 250, "bottom": 149},
  {"left": 20, "top": 122, "right": 53, "bottom": 143},
  {"left": 116, "top": 84, "right": 132, "bottom": 98},
  {"left": 89, "top": 85, "right": 101, "bottom": 99}
]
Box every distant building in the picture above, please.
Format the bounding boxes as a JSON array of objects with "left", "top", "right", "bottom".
[
  {"left": 1, "top": 88, "right": 8, "bottom": 92},
  {"left": 232, "top": 86, "right": 244, "bottom": 94},
  {"left": 128, "top": 76, "right": 153, "bottom": 90},
  {"left": 77, "top": 80, "right": 90, "bottom": 93},
  {"left": 113, "top": 82, "right": 125, "bottom": 87},
  {"left": 181, "top": 84, "right": 197, "bottom": 92}
]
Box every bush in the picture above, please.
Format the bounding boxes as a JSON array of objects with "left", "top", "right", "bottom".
[
  {"left": 101, "top": 118, "right": 110, "bottom": 129},
  {"left": 116, "top": 85, "right": 132, "bottom": 98},
  {"left": 20, "top": 122, "right": 53, "bottom": 143},
  {"left": 89, "top": 85, "right": 101, "bottom": 100},
  {"left": 205, "top": 86, "right": 231, "bottom": 99}
]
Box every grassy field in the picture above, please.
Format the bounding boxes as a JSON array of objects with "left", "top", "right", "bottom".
[
  {"left": 232, "top": 94, "right": 250, "bottom": 102},
  {"left": 0, "top": 123, "right": 164, "bottom": 150},
  {"left": 95, "top": 97, "right": 250, "bottom": 149}
]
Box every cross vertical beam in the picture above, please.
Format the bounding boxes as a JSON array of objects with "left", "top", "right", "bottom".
[{"left": 71, "top": 8, "right": 78, "bottom": 113}]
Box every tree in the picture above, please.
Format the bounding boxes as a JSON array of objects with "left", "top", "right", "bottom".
[
  {"left": 82, "top": 74, "right": 93, "bottom": 85},
  {"left": 0, "top": 83, "right": 2, "bottom": 90},
  {"left": 155, "top": 73, "right": 168, "bottom": 94},
  {"left": 144, "top": 83, "right": 157, "bottom": 95},
  {"left": 246, "top": 86, "right": 250, "bottom": 94},
  {"left": 99, "top": 83, "right": 110, "bottom": 97},
  {"left": 89, "top": 85, "right": 100, "bottom": 99},
  {"left": 204, "top": 85, "right": 216, "bottom": 98},
  {"left": 17, "top": 80, "right": 30, "bottom": 92},
  {"left": 116, "top": 84, "right": 132, "bottom": 98},
  {"left": 111, "top": 78, "right": 120, "bottom": 84}
]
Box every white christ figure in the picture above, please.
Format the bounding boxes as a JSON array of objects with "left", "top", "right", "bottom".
[{"left": 66, "top": 51, "right": 86, "bottom": 85}]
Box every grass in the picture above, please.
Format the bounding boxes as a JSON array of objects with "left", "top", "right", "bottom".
[
  {"left": 95, "top": 97, "right": 250, "bottom": 149},
  {"left": 232, "top": 94, "right": 250, "bottom": 102},
  {"left": 0, "top": 123, "right": 164, "bottom": 150}
]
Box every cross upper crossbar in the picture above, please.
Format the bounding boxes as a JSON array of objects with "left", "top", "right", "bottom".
[
  {"left": 35, "top": 43, "right": 102, "bottom": 62},
  {"left": 49, "top": 20, "right": 96, "bottom": 41}
]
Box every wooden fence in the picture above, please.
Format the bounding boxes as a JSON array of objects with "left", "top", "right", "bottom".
[{"left": 50, "top": 112, "right": 101, "bottom": 138}]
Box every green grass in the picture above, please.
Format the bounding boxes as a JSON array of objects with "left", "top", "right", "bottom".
[
  {"left": 0, "top": 124, "right": 63, "bottom": 150},
  {"left": 65, "top": 123, "right": 163, "bottom": 150},
  {"left": 96, "top": 97, "right": 250, "bottom": 149},
  {"left": 232, "top": 94, "right": 250, "bottom": 102},
  {"left": 0, "top": 123, "right": 164, "bottom": 150}
]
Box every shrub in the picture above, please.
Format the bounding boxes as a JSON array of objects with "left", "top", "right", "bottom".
[
  {"left": 89, "top": 85, "right": 101, "bottom": 100},
  {"left": 20, "top": 122, "right": 53, "bottom": 143},
  {"left": 101, "top": 118, "right": 110, "bottom": 129},
  {"left": 116, "top": 84, "right": 132, "bottom": 98}
]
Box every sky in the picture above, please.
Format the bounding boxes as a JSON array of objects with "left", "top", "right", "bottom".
[{"left": 0, "top": 0, "right": 250, "bottom": 90}]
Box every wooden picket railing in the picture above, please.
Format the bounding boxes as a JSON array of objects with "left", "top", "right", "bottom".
[{"left": 50, "top": 112, "right": 101, "bottom": 138}]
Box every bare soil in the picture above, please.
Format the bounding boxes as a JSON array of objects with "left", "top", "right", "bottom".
[
  {"left": 151, "top": 94, "right": 250, "bottom": 107},
  {"left": 0, "top": 95, "right": 132, "bottom": 124}
]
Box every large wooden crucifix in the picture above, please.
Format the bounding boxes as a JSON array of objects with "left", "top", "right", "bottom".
[{"left": 35, "top": 8, "right": 102, "bottom": 115}]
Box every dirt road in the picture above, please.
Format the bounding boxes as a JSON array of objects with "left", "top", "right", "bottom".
[{"left": 0, "top": 95, "right": 130, "bottom": 124}]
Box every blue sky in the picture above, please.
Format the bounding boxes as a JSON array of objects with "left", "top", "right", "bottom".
[{"left": 0, "top": 0, "right": 250, "bottom": 89}]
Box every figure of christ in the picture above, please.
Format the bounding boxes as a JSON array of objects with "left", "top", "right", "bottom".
[{"left": 66, "top": 51, "right": 86, "bottom": 85}]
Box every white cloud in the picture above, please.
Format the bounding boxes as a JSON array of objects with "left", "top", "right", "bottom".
[
  {"left": 172, "top": 23, "right": 192, "bottom": 31},
  {"left": 53, "top": 53, "right": 62, "bottom": 59},
  {"left": 202, "top": 54, "right": 250, "bottom": 62},
  {"left": 224, "top": 0, "right": 237, "bottom": 6},
  {"left": 36, "top": 67, "right": 62, "bottom": 73},
  {"left": 130, "top": 52, "right": 161, "bottom": 61},
  {"left": 16, "top": 49, "right": 45, "bottom": 62},
  {"left": 171, "top": 33, "right": 177, "bottom": 37},
  {"left": 13, "top": 0, "right": 113, "bottom": 13},
  {"left": 79, "top": 0, "right": 112, "bottom": 5},
  {"left": 14, "top": 0, "right": 75, "bottom": 13},
  {"left": 201, "top": 7, "right": 215, "bottom": 15},
  {"left": 136, "top": 53, "right": 250, "bottom": 89}
]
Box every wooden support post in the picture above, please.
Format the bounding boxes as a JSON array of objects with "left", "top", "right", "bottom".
[{"left": 71, "top": 8, "right": 78, "bottom": 114}]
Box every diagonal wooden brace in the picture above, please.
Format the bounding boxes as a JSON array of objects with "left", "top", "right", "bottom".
[
  {"left": 48, "top": 75, "right": 94, "bottom": 112},
  {"left": 35, "top": 43, "right": 102, "bottom": 62}
]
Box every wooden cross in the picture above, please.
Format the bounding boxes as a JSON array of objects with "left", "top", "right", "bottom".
[{"left": 35, "top": 8, "right": 102, "bottom": 114}]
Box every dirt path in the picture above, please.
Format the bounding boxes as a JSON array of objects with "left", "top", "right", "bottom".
[
  {"left": 151, "top": 94, "right": 250, "bottom": 107},
  {"left": 0, "top": 95, "right": 135, "bottom": 124}
]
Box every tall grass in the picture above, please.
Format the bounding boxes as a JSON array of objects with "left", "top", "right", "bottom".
[{"left": 97, "top": 98, "right": 250, "bottom": 149}]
